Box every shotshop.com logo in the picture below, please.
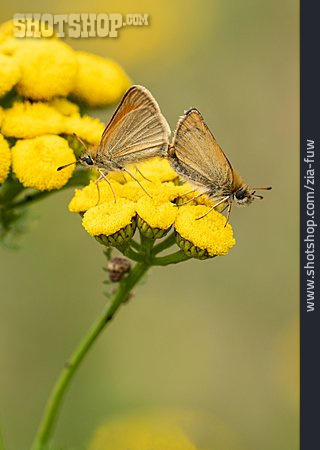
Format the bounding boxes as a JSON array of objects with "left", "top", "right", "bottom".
[{"left": 13, "top": 13, "right": 149, "bottom": 38}]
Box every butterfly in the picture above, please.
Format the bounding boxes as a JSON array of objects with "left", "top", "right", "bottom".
[
  {"left": 168, "top": 108, "right": 271, "bottom": 223},
  {"left": 58, "top": 85, "right": 171, "bottom": 200}
]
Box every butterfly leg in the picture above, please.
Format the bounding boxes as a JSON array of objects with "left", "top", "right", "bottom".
[
  {"left": 196, "top": 196, "right": 230, "bottom": 220},
  {"left": 224, "top": 202, "right": 232, "bottom": 227},
  {"left": 121, "top": 167, "right": 152, "bottom": 198},
  {"left": 134, "top": 165, "right": 151, "bottom": 182},
  {"left": 97, "top": 169, "right": 117, "bottom": 203},
  {"left": 179, "top": 190, "right": 210, "bottom": 206}
]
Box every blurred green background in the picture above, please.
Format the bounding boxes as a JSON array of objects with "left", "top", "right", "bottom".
[{"left": 0, "top": 1, "right": 298, "bottom": 449}]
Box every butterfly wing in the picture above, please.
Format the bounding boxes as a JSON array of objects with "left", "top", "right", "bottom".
[
  {"left": 97, "top": 85, "right": 170, "bottom": 167},
  {"left": 169, "top": 108, "right": 234, "bottom": 196}
]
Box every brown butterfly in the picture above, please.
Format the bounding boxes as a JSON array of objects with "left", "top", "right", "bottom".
[
  {"left": 168, "top": 108, "right": 271, "bottom": 223},
  {"left": 58, "top": 85, "right": 171, "bottom": 200}
]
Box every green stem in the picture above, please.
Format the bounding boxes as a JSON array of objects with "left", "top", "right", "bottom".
[
  {"left": 152, "top": 231, "right": 176, "bottom": 255},
  {"left": 139, "top": 232, "right": 154, "bottom": 260},
  {"left": 151, "top": 250, "right": 191, "bottom": 266},
  {"left": 0, "top": 176, "right": 24, "bottom": 206},
  {"left": 117, "top": 243, "right": 144, "bottom": 262},
  {"left": 31, "top": 261, "right": 150, "bottom": 450},
  {"left": 130, "top": 239, "right": 141, "bottom": 252},
  {"left": 7, "top": 170, "right": 91, "bottom": 211}
]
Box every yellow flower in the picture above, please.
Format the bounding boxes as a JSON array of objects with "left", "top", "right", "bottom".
[
  {"left": 174, "top": 205, "right": 236, "bottom": 257},
  {"left": 15, "top": 39, "right": 77, "bottom": 100},
  {"left": 88, "top": 416, "right": 197, "bottom": 450},
  {"left": 82, "top": 198, "right": 136, "bottom": 239},
  {"left": 108, "top": 157, "right": 178, "bottom": 184},
  {"left": 11, "top": 135, "right": 75, "bottom": 191},
  {"left": 133, "top": 157, "right": 178, "bottom": 183},
  {"left": 63, "top": 114, "right": 105, "bottom": 145},
  {"left": 0, "top": 133, "right": 11, "bottom": 183},
  {"left": 136, "top": 195, "right": 178, "bottom": 237},
  {"left": 48, "top": 98, "right": 80, "bottom": 116},
  {"left": 0, "top": 53, "right": 20, "bottom": 98},
  {"left": 68, "top": 179, "right": 124, "bottom": 213},
  {"left": 1, "top": 102, "right": 64, "bottom": 138},
  {"left": 71, "top": 51, "right": 131, "bottom": 106}
]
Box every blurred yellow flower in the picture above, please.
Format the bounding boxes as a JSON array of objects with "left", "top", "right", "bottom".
[
  {"left": 71, "top": 51, "right": 131, "bottom": 106},
  {"left": 11, "top": 135, "right": 75, "bottom": 191},
  {"left": 48, "top": 98, "right": 80, "bottom": 116},
  {"left": 0, "top": 133, "right": 11, "bottom": 183},
  {"left": 1, "top": 101, "right": 64, "bottom": 138},
  {"left": 0, "top": 53, "right": 20, "bottom": 98},
  {"left": 88, "top": 416, "right": 197, "bottom": 450},
  {"left": 64, "top": 114, "right": 105, "bottom": 145},
  {"left": 1, "top": 101, "right": 106, "bottom": 146},
  {"left": 175, "top": 205, "right": 236, "bottom": 257},
  {"left": 15, "top": 39, "right": 77, "bottom": 100}
]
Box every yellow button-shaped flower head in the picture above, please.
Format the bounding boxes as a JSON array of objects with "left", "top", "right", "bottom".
[
  {"left": 63, "top": 114, "right": 105, "bottom": 146},
  {"left": 48, "top": 98, "right": 80, "bottom": 116},
  {"left": 0, "top": 53, "right": 20, "bottom": 98},
  {"left": 136, "top": 196, "right": 178, "bottom": 239},
  {"left": 82, "top": 198, "right": 136, "bottom": 247},
  {"left": 1, "top": 102, "right": 65, "bottom": 139},
  {"left": 72, "top": 51, "right": 131, "bottom": 106},
  {"left": 15, "top": 40, "right": 77, "bottom": 100},
  {"left": 68, "top": 179, "right": 124, "bottom": 214},
  {"left": 12, "top": 135, "right": 75, "bottom": 191},
  {"left": 0, "top": 133, "right": 11, "bottom": 183},
  {"left": 174, "top": 205, "right": 236, "bottom": 258}
]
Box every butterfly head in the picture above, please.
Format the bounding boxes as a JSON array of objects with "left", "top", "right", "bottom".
[
  {"left": 233, "top": 186, "right": 255, "bottom": 206},
  {"left": 79, "top": 152, "right": 95, "bottom": 167},
  {"left": 233, "top": 185, "right": 272, "bottom": 206}
]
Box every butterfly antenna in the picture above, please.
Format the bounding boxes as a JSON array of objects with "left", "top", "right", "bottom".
[
  {"left": 57, "top": 161, "right": 77, "bottom": 171},
  {"left": 73, "top": 133, "right": 89, "bottom": 151},
  {"left": 252, "top": 186, "right": 272, "bottom": 190}
]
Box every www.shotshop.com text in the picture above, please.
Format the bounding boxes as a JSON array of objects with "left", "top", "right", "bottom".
[{"left": 304, "top": 139, "right": 316, "bottom": 312}]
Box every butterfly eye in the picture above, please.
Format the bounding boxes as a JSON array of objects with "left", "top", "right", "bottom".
[
  {"left": 235, "top": 189, "right": 246, "bottom": 200},
  {"left": 85, "top": 156, "right": 94, "bottom": 166}
]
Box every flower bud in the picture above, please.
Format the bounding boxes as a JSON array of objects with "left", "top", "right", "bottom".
[
  {"left": 175, "top": 232, "right": 213, "bottom": 260},
  {"left": 137, "top": 216, "right": 171, "bottom": 239}
]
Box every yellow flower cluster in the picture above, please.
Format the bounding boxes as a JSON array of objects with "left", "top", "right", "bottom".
[
  {"left": 69, "top": 158, "right": 236, "bottom": 257},
  {"left": 0, "top": 99, "right": 105, "bottom": 189},
  {"left": 1, "top": 101, "right": 105, "bottom": 143},
  {"left": 0, "top": 20, "right": 131, "bottom": 103},
  {"left": 0, "top": 18, "right": 131, "bottom": 190}
]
